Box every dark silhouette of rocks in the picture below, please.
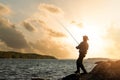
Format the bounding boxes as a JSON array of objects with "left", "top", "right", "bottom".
[
  {"left": 62, "top": 74, "right": 81, "bottom": 80},
  {"left": 62, "top": 60, "right": 120, "bottom": 80},
  {"left": 0, "top": 51, "right": 56, "bottom": 59},
  {"left": 89, "top": 60, "right": 120, "bottom": 80},
  {"left": 62, "top": 73, "right": 92, "bottom": 80}
]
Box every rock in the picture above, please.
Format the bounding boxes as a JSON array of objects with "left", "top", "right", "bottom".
[
  {"left": 62, "top": 60, "right": 120, "bottom": 80},
  {"left": 62, "top": 73, "right": 92, "bottom": 80},
  {"left": 62, "top": 74, "right": 80, "bottom": 80},
  {"left": 89, "top": 60, "right": 120, "bottom": 80},
  {"left": 0, "top": 79, "right": 5, "bottom": 80}
]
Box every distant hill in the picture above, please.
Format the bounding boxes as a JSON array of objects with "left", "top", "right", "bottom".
[
  {"left": 0, "top": 51, "right": 56, "bottom": 59},
  {"left": 86, "top": 57, "right": 110, "bottom": 61}
]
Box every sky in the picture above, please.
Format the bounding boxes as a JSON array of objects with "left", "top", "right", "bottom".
[{"left": 0, "top": 0, "right": 120, "bottom": 59}]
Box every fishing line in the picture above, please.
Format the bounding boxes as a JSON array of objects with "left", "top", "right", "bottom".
[{"left": 49, "top": 14, "right": 79, "bottom": 44}]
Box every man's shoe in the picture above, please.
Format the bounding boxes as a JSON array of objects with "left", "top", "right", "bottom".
[{"left": 74, "top": 71, "right": 80, "bottom": 74}]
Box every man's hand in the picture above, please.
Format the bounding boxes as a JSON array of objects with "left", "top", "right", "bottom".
[{"left": 76, "top": 46, "right": 79, "bottom": 49}]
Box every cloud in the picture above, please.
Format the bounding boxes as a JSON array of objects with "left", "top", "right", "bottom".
[
  {"left": 0, "top": 18, "right": 29, "bottom": 49},
  {"left": 39, "top": 20, "right": 46, "bottom": 24},
  {"left": 39, "top": 3, "right": 64, "bottom": 14},
  {"left": 0, "top": 3, "right": 29, "bottom": 50},
  {"left": 27, "top": 18, "right": 66, "bottom": 38},
  {"left": 38, "top": 20, "right": 66, "bottom": 38},
  {"left": 22, "top": 21, "right": 36, "bottom": 32},
  {"left": 0, "top": 3, "right": 11, "bottom": 16},
  {"left": 46, "top": 28, "right": 66, "bottom": 37},
  {"left": 0, "top": 3, "right": 73, "bottom": 59},
  {"left": 0, "top": 41, "right": 12, "bottom": 51},
  {"left": 71, "top": 21, "right": 83, "bottom": 28},
  {"left": 0, "top": 3, "right": 74, "bottom": 59},
  {"left": 30, "top": 39, "right": 74, "bottom": 59},
  {"left": 104, "top": 26, "right": 120, "bottom": 58}
]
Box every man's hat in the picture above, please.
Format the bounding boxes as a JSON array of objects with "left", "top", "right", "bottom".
[{"left": 83, "top": 35, "right": 89, "bottom": 40}]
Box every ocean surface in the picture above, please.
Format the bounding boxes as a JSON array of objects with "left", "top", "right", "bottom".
[{"left": 0, "top": 59, "right": 97, "bottom": 80}]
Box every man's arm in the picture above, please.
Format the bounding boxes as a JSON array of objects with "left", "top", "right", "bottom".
[{"left": 76, "top": 43, "right": 81, "bottom": 49}]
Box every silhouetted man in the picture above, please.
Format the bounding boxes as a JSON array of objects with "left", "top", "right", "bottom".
[{"left": 75, "top": 35, "right": 89, "bottom": 74}]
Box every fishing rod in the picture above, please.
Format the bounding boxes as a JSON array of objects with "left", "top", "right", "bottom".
[
  {"left": 56, "top": 19, "right": 79, "bottom": 44},
  {"left": 49, "top": 14, "right": 79, "bottom": 44}
]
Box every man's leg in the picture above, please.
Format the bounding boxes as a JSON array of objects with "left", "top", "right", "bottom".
[
  {"left": 80, "top": 63, "right": 87, "bottom": 74},
  {"left": 79, "top": 56, "right": 87, "bottom": 74},
  {"left": 75, "top": 59, "right": 80, "bottom": 73}
]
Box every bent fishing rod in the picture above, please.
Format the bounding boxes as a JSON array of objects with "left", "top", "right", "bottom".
[{"left": 57, "top": 19, "right": 79, "bottom": 44}]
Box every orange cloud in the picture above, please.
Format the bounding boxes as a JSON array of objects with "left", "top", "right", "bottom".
[
  {"left": 30, "top": 39, "right": 74, "bottom": 59},
  {"left": 46, "top": 28, "right": 66, "bottom": 38},
  {"left": 22, "top": 21, "right": 36, "bottom": 32},
  {"left": 25, "top": 18, "right": 66, "bottom": 38},
  {"left": 0, "top": 3, "right": 11, "bottom": 16},
  {"left": 0, "top": 18, "right": 29, "bottom": 49},
  {"left": 39, "top": 3, "right": 64, "bottom": 14}
]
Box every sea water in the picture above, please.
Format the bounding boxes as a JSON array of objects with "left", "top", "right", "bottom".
[{"left": 0, "top": 59, "right": 96, "bottom": 80}]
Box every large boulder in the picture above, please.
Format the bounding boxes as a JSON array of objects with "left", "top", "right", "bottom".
[{"left": 89, "top": 60, "right": 120, "bottom": 80}]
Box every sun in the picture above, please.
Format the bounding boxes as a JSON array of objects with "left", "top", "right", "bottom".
[{"left": 68, "top": 23, "right": 106, "bottom": 58}]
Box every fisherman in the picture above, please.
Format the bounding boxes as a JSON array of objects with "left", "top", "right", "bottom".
[{"left": 75, "top": 35, "right": 89, "bottom": 74}]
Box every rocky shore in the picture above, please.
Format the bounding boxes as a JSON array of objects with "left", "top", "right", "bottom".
[{"left": 62, "top": 60, "right": 120, "bottom": 80}]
